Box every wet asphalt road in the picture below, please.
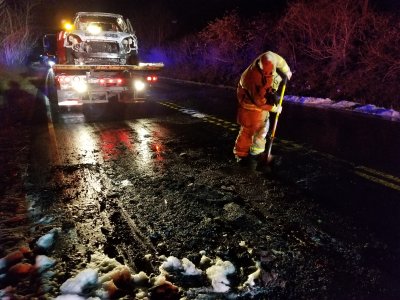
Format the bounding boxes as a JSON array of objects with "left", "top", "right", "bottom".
[
  {"left": 148, "top": 78, "right": 400, "bottom": 244},
  {"left": 19, "top": 77, "right": 400, "bottom": 298}
]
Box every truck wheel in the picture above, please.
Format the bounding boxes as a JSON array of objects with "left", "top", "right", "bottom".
[
  {"left": 45, "top": 70, "right": 59, "bottom": 123},
  {"left": 48, "top": 87, "right": 60, "bottom": 123}
]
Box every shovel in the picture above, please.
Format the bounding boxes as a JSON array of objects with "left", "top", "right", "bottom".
[{"left": 265, "top": 75, "right": 288, "bottom": 164}]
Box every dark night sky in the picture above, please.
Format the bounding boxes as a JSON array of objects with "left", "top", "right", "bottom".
[
  {"left": 35, "top": 0, "right": 288, "bottom": 32},
  {"left": 34, "top": 0, "right": 399, "bottom": 38}
]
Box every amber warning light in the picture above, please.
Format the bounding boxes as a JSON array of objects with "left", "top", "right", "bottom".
[{"left": 62, "top": 21, "right": 74, "bottom": 31}]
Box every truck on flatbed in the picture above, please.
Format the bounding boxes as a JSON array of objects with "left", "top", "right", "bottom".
[{"left": 43, "top": 11, "right": 164, "bottom": 121}]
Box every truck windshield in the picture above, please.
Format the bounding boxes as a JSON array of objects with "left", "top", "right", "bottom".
[{"left": 76, "top": 16, "right": 128, "bottom": 32}]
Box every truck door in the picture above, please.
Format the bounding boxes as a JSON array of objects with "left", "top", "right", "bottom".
[{"left": 42, "top": 34, "right": 58, "bottom": 65}]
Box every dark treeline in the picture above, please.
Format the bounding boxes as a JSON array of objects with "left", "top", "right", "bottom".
[
  {"left": 1, "top": 0, "right": 399, "bottom": 109},
  {"left": 139, "top": 0, "right": 400, "bottom": 110}
]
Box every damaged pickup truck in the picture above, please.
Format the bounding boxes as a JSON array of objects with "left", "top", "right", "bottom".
[{"left": 64, "top": 12, "right": 139, "bottom": 65}]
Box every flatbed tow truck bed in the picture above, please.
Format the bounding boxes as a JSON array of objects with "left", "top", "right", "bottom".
[{"left": 45, "top": 63, "right": 164, "bottom": 121}]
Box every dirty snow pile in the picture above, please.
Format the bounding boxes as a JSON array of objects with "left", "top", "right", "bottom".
[
  {"left": 0, "top": 226, "right": 262, "bottom": 299},
  {"left": 284, "top": 95, "right": 400, "bottom": 121},
  {"left": 53, "top": 252, "right": 257, "bottom": 299}
]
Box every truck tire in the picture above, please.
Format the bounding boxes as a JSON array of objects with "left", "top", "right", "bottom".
[{"left": 45, "top": 70, "right": 60, "bottom": 123}]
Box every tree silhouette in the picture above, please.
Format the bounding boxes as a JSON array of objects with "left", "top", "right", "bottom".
[{"left": 0, "top": 0, "right": 41, "bottom": 65}]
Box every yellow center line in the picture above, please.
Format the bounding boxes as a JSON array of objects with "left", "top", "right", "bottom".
[
  {"left": 355, "top": 166, "right": 400, "bottom": 185},
  {"left": 157, "top": 100, "right": 400, "bottom": 192},
  {"left": 355, "top": 171, "right": 400, "bottom": 192}
]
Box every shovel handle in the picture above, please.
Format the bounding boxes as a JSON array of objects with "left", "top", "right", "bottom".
[{"left": 270, "top": 76, "right": 287, "bottom": 139}]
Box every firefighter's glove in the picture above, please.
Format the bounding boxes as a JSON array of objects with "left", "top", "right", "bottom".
[
  {"left": 286, "top": 70, "right": 293, "bottom": 80},
  {"left": 271, "top": 104, "right": 282, "bottom": 114},
  {"left": 266, "top": 91, "right": 279, "bottom": 105}
]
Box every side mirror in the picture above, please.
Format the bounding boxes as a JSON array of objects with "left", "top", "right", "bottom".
[{"left": 43, "top": 34, "right": 57, "bottom": 56}]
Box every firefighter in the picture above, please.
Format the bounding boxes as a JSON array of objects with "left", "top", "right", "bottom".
[{"left": 233, "top": 51, "right": 292, "bottom": 162}]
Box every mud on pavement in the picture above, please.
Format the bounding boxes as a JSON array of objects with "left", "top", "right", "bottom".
[{"left": 1, "top": 114, "right": 399, "bottom": 300}]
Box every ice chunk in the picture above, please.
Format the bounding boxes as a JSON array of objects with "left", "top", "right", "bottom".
[
  {"left": 60, "top": 268, "right": 98, "bottom": 295},
  {"left": 35, "top": 255, "right": 56, "bottom": 273}
]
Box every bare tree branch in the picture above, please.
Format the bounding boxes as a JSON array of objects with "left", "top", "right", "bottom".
[{"left": 0, "top": 0, "right": 41, "bottom": 65}]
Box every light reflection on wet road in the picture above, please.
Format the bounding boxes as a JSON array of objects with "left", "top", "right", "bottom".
[{"left": 45, "top": 112, "right": 170, "bottom": 178}]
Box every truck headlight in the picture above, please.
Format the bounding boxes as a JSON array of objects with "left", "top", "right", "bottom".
[
  {"left": 72, "top": 81, "right": 88, "bottom": 93},
  {"left": 133, "top": 80, "right": 145, "bottom": 91},
  {"left": 87, "top": 23, "right": 102, "bottom": 35}
]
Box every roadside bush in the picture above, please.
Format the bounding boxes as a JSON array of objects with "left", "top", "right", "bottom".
[
  {"left": 155, "top": 0, "right": 399, "bottom": 110},
  {"left": 0, "top": 0, "right": 41, "bottom": 66},
  {"left": 279, "top": 0, "right": 399, "bottom": 109},
  {"left": 356, "top": 17, "right": 400, "bottom": 108},
  {"left": 160, "top": 10, "right": 281, "bottom": 86}
]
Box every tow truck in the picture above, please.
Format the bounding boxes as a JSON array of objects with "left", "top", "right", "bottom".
[
  {"left": 43, "top": 12, "right": 164, "bottom": 121},
  {"left": 45, "top": 62, "right": 163, "bottom": 121}
]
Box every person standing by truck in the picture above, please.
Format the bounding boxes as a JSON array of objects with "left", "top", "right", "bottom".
[
  {"left": 233, "top": 51, "right": 292, "bottom": 162},
  {"left": 56, "top": 30, "right": 67, "bottom": 64}
]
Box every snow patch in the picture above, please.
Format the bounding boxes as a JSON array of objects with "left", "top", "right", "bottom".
[
  {"left": 54, "top": 295, "right": 87, "bottom": 300},
  {"left": 59, "top": 268, "right": 98, "bottom": 295},
  {"left": 354, "top": 104, "right": 400, "bottom": 119},
  {"left": 120, "top": 179, "right": 132, "bottom": 186},
  {"left": 182, "top": 258, "right": 202, "bottom": 275},
  {"left": 284, "top": 95, "right": 400, "bottom": 121},
  {"left": 206, "top": 258, "right": 235, "bottom": 293},
  {"left": 330, "top": 100, "right": 358, "bottom": 109},
  {"left": 159, "top": 256, "right": 202, "bottom": 276},
  {"left": 160, "top": 256, "right": 182, "bottom": 272},
  {"left": 179, "top": 108, "right": 207, "bottom": 119},
  {"left": 132, "top": 271, "right": 150, "bottom": 285},
  {"left": 36, "top": 228, "right": 60, "bottom": 250},
  {"left": 35, "top": 255, "right": 56, "bottom": 273}
]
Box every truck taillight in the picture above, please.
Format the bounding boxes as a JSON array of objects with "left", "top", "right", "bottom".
[
  {"left": 58, "top": 76, "right": 71, "bottom": 83},
  {"left": 57, "top": 76, "right": 87, "bottom": 92},
  {"left": 146, "top": 76, "right": 158, "bottom": 82},
  {"left": 98, "top": 78, "right": 123, "bottom": 86}
]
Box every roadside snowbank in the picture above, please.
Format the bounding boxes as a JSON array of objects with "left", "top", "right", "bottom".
[{"left": 284, "top": 95, "right": 400, "bottom": 121}]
